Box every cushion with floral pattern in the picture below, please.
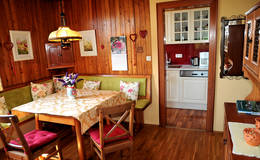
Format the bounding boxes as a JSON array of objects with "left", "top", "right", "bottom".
[
  {"left": 83, "top": 80, "right": 101, "bottom": 90},
  {"left": 0, "top": 97, "right": 9, "bottom": 115},
  {"left": 53, "top": 77, "right": 64, "bottom": 92},
  {"left": 120, "top": 81, "right": 139, "bottom": 101},
  {"left": 30, "top": 82, "right": 54, "bottom": 101}
]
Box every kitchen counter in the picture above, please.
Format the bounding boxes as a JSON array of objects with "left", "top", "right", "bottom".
[{"left": 166, "top": 65, "right": 208, "bottom": 71}]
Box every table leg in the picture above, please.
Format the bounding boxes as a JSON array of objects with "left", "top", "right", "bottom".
[
  {"left": 35, "top": 114, "right": 42, "bottom": 130},
  {"left": 74, "top": 119, "right": 85, "bottom": 160}
]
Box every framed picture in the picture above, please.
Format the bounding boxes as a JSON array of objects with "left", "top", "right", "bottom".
[
  {"left": 79, "top": 30, "right": 97, "bottom": 56},
  {"left": 110, "top": 36, "right": 127, "bottom": 54},
  {"left": 0, "top": 77, "right": 3, "bottom": 91},
  {"left": 110, "top": 36, "right": 128, "bottom": 71},
  {"left": 9, "top": 30, "right": 34, "bottom": 61}
]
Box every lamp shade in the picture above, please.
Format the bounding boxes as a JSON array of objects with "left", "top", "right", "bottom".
[{"left": 48, "top": 26, "right": 82, "bottom": 42}]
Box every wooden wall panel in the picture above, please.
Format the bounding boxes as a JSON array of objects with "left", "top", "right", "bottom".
[
  {"left": 0, "top": 0, "right": 60, "bottom": 89},
  {"left": 64, "top": 0, "right": 152, "bottom": 75},
  {"left": 0, "top": 0, "right": 152, "bottom": 91}
]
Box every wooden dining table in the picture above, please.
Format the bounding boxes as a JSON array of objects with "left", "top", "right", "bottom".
[{"left": 12, "top": 89, "right": 127, "bottom": 160}]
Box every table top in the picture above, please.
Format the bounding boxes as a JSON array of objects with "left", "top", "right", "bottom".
[
  {"left": 12, "top": 89, "right": 127, "bottom": 134},
  {"left": 225, "top": 102, "right": 260, "bottom": 160}
]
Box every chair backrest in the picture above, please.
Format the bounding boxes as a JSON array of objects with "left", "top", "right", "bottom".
[
  {"left": 0, "top": 115, "right": 32, "bottom": 157},
  {"left": 96, "top": 101, "right": 135, "bottom": 147}
]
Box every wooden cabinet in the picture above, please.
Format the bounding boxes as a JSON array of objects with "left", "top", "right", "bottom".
[
  {"left": 243, "top": 3, "right": 260, "bottom": 102},
  {"left": 165, "top": 7, "right": 210, "bottom": 44},
  {"left": 224, "top": 103, "right": 259, "bottom": 160},
  {"left": 45, "top": 43, "right": 74, "bottom": 70},
  {"left": 243, "top": 9, "right": 260, "bottom": 76}
]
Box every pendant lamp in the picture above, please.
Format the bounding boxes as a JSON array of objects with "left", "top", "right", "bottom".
[{"left": 48, "top": 0, "right": 82, "bottom": 48}]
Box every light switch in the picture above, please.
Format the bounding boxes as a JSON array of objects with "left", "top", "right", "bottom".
[
  {"left": 146, "top": 56, "right": 152, "bottom": 61},
  {"left": 175, "top": 53, "right": 183, "bottom": 58}
]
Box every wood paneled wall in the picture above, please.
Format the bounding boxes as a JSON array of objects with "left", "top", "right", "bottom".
[
  {"left": 64, "top": 0, "right": 152, "bottom": 75},
  {"left": 0, "top": 0, "right": 60, "bottom": 89},
  {"left": 0, "top": 0, "right": 152, "bottom": 90}
]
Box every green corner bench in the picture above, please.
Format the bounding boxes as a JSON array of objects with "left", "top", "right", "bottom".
[
  {"left": 0, "top": 79, "right": 53, "bottom": 129},
  {"left": 77, "top": 74, "right": 152, "bottom": 132}
]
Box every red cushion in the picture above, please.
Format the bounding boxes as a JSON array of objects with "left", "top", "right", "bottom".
[
  {"left": 89, "top": 124, "right": 129, "bottom": 145},
  {"left": 10, "top": 130, "right": 57, "bottom": 150}
]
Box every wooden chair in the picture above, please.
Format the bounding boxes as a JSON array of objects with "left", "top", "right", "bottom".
[
  {"left": 0, "top": 115, "right": 64, "bottom": 160},
  {"left": 89, "top": 101, "right": 135, "bottom": 160}
]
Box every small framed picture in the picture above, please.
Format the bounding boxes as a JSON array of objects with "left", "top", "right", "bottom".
[
  {"left": 79, "top": 30, "right": 97, "bottom": 56},
  {"left": 9, "top": 30, "right": 34, "bottom": 61}
]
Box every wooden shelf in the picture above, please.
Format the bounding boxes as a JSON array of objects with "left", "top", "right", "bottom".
[{"left": 47, "top": 65, "right": 74, "bottom": 70}]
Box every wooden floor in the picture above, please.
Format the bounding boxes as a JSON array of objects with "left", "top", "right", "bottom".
[
  {"left": 1, "top": 125, "right": 224, "bottom": 160},
  {"left": 167, "top": 108, "right": 207, "bottom": 130}
]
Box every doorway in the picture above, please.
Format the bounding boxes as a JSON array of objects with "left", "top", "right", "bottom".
[{"left": 157, "top": 0, "right": 218, "bottom": 131}]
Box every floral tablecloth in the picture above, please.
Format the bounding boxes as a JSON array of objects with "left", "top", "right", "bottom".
[{"left": 12, "top": 89, "right": 127, "bottom": 134}]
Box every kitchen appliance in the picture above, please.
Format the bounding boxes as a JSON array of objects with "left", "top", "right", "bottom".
[
  {"left": 199, "top": 52, "right": 209, "bottom": 67},
  {"left": 180, "top": 70, "right": 208, "bottom": 77},
  {"left": 191, "top": 57, "right": 199, "bottom": 66}
]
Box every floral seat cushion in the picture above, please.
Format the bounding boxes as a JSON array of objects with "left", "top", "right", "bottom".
[
  {"left": 10, "top": 130, "right": 57, "bottom": 150},
  {"left": 83, "top": 80, "right": 101, "bottom": 90},
  {"left": 120, "top": 81, "right": 139, "bottom": 101},
  {"left": 30, "top": 82, "right": 54, "bottom": 100}
]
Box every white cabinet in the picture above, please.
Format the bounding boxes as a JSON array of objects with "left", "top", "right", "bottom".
[
  {"left": 165, "top": 7, "right": 210, "bottom": 44},
  {"left": 166, "top": 70, "right": 180, "bottom": 102},
  {"left": 166, "top": 70, "right": 208, "bottom": 110},
  {"left": 179, "top": 77, "right": 208, "bottom": 104}
]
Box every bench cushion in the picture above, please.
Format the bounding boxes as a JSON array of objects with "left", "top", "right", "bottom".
[
  {"left": 135, "top": 99, "right": 150, "bottom": 110},
  {"left": 77, "top": 76, "right": 146, "bottom": 97}
]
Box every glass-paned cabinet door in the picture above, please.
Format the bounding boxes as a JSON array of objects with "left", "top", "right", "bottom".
[
  {"left": 173, "top": 11, "right": 189, "bottom": 43},
  {"left": 245, "top": 21, "right": 252, "bottom": 59},
  {"left": 192, "top": 8, "right": 210, "bottom": 42},
  {"left": 252, "top": 19, "right": 260, "bottom": 64}
]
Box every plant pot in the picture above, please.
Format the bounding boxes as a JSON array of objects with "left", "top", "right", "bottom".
[
  {"left": 243, "top": 128, "right": 260, "bottom": 146},
  {"left": 67, "top": 87, "right": 77, "bottom": 99}
]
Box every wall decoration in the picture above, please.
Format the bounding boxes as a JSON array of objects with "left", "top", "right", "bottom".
[
  {"left": 9, "top": 30, "right": 34, "bottom": 61},
  {"left": 110, "top": 36, "right": 128, "bottom": 71},
  {"left": 140, "top": 30, "right": 148, "bottom": 38},
  {"left": 0, "top": 77, "right": 3, "bottom": 91},
  {"left": 130, "top": 34, "right": 137, "bottom": 66},
  {"left": 79, "top": 30, "right": 97, "bottom": 56}
]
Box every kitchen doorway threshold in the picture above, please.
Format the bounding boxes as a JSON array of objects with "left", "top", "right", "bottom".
[{"left": 166, "top": 108, "right": 207, "bottom": 130}]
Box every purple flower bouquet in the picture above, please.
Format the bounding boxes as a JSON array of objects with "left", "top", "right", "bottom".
[{"left": 58, "top": 73, "right": 83, "bottom": 98}]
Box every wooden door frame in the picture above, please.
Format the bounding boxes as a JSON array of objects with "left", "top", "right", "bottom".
[{"left": 157, "top": 0, "right": 218, "bottom": 131}]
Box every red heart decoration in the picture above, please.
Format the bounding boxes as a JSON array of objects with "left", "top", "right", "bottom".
[
  {"left": 101, "top": 44, "right": 104, "bottom": 49},
  {"left": 139, "top": 30, "right": 147, "bottom": 38}
]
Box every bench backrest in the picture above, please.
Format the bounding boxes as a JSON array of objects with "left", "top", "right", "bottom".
[
  {"left": 77, "top": 75, "right": 151, "bottom": 100},
  {"left": 0, "top": 79, "right": 52, "bottom": 111}
]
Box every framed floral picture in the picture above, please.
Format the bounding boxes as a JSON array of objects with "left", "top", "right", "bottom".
[
  {"left": 9, "top": 30, "right": 34, "bottom": 61},
  {"left": 79, "top": 30, "right": 97, "bottom": 56}
]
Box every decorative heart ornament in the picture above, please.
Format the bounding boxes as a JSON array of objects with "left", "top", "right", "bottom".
[{"left": 139, "top": 30, "right": 147, "bottom": 38}]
